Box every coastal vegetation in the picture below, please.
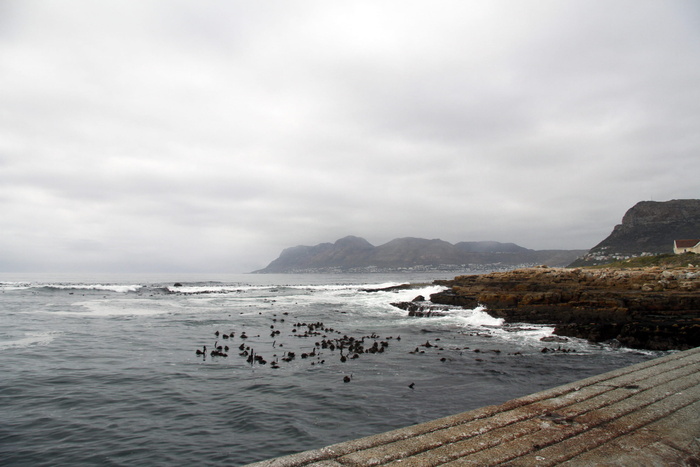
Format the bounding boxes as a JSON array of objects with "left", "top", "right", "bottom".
[{"left": 588, "top": 252, "right": 698, "bottom": 269}]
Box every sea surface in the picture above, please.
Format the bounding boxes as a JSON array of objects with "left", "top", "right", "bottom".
[{"left": 0, "top": 272, "right": 663, "bottom": 466}]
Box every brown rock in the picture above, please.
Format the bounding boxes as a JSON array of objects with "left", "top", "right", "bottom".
[{"left": 430, "top": 266, "right": 700, "bottom": 350}]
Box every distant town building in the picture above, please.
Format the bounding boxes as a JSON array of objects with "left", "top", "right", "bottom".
[{"left": 673, "top": 239, "right": 700, "bottom": 254}]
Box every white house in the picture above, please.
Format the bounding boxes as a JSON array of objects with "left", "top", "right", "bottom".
[{"left": 673, "top": 239, "right": 700, "bottom": 254}]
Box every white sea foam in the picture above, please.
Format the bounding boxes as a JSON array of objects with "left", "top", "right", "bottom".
[
  {"left": 394, "top": 305, "right": 504, "bottom": 327},
  {"left": 49, "top": 284, "right": 143, "bottom": 293},
  {"left": 60, "top": 299, "right": 182, "bottom": 316},
  {"left": 0, "top": 281, "right": 32, "bottom": 291},
  {"left": 452, "top": 308, "right": 564, "bottom": 346},
  {"left": 265, "top": 284, "right": 445, "bottom": 314},
  {"left": 451, "top": 306, "right": 505, "bottom": 327},
  {"left": 356, "top": 285, "right": 449, "bottom": 315},
  {"left": 389, "top": 285, "right": 446, "bottom": 302},
  {"left": 0, "top": 331, "right": 59, "bottom": 350},
  {"left": 167, "top": 285, "right": 247, "bottom": 294},
  {"left": 507, "top": 324, "right": 557, "bottom": 341},
  {"left": 277, "top": 282, "right": 405, "bottom": 292}
]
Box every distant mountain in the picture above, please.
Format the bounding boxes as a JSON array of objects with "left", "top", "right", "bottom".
[
  {"left": 253, "top": 236, "right": 586, "bottom": 273},
  {"left": 455, "top": 241, "right": 529, "bottom": 253},
  {"left": 569, "top": 199, "right": 700, "bottom": 267},
  {"left": 260, "top": 235, "right": 375, "bottom": 272}
]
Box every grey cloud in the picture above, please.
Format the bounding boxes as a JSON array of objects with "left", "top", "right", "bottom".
[{"left": 0, "top": 1, "right": 698, "bottom": 272}]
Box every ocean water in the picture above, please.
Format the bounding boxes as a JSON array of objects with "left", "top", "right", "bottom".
[{"left": 0, "top": 272, "right": 662, "bottom": 466}]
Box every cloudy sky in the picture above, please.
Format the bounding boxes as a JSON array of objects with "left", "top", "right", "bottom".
[{"left": 1, "top": 1, "right": 698, "bottom": 273}]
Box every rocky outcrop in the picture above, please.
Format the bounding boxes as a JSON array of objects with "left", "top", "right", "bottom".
[
  {"left": 431, "top": 266, "right": 700, "bottom": 350},
  {"left": 390, "top": 294, "right": 451, "bottom": 317},
  {"left": 570, "top": 199, "right": 700, "bottom": 266}
]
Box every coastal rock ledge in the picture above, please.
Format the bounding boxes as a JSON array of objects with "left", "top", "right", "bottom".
[{"left": 431, "top": 266, "right": 700, "bottom": 350}]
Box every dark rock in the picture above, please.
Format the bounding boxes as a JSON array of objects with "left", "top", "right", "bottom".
[
  {"left": 540, "top": 336, "right": 569, "bottom": 343},
  {"left": 390, "top": 301, "right": 448, "bottom": 317},
  {"left": 360, "top": 283, "right": 422, "bottom": 293},
  {"left": 429, "top": 290, "right": 479, "bottom": 308},
  {"left": 434, "top": 266, "right": 700, "bottom": 350}
]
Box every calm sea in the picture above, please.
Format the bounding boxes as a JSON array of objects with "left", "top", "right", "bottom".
[{"left": 0, "top": 272, "right": 661, "bottom": 466}]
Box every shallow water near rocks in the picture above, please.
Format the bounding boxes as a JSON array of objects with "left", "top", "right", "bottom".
[{"left": 0, "top": 272, "right": 660, "bottom": 466}]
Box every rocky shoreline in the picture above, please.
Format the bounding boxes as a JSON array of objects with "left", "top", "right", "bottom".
[{"left": 423, "top": 266, "right": 700, "bottom": 351}]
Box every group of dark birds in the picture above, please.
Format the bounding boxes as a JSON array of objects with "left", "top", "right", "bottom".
[
  {"left": 195, "top": 312, "right": 577, "bottom": 384},
  {"left": 194, "top": 315, "right": 407, "bottom": 382}
]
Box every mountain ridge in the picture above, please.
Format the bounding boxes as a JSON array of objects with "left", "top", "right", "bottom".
[{"left": 253, "top": 236, "right": 585, "bottom": 273}]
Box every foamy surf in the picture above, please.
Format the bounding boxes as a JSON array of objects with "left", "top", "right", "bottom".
[
  {"left": 451, "top": 306, "right": 505, "bottom": 327},
  {"left": 0, "top": 331, "right": 59, "bottom": 350},
  {"left": 49, "top": 284, "right": 143, "bottom": 293},
  {"left": 61, "top": 299, "right": 182, "bottom": 316},
  {"left": 0, "top": 282, "right": 32, "bottom": 291},
  {"left": 167, "top": 285, "right": 247, "bottom": 294},
  {"left": 13, "top": 283, "right": 145, "bottom": 293},
  {"left": 394, "top": 304, "right": 574, "bottom": 348}
]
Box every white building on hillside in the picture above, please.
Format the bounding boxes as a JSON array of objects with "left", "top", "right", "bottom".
[{"left": 673, "top": 239, "right": 700, "bottom": 254}]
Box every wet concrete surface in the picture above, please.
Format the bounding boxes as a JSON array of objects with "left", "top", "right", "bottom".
[{"left": 245, "top": 346, "right": 700, "bottom": 466}]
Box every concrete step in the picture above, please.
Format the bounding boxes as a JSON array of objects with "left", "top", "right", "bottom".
[{"left": 246, "top": 346, "right": 700, "bottom": 466}]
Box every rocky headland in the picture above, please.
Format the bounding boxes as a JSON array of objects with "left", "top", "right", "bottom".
[
  {"left": 426, "top": 265, "right": 700, "bottom": 351},
  {"left": 570, "top": 199, "right": 700, "bottom": 266}
]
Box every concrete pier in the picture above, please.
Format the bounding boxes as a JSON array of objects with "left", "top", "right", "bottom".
[{"left": 246, "top": 346, "right": 700, "bottom": 466}]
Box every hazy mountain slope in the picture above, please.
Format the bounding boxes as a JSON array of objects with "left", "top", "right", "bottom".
[{"left": 570, "top": 199, "right": 700, "bottom": 266}]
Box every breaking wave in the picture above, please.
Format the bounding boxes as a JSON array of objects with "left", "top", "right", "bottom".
[{"left": 2, "top": 283, "right": 144, "bottom": 294}]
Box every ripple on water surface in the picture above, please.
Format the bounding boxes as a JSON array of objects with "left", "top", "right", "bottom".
[{"left": 0, "top": 275, "right": 662, "bottom": 466}]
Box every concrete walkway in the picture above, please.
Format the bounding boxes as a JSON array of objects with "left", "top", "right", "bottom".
[{"left": 246, "top": 346, "right": 700, "bottom": 466}]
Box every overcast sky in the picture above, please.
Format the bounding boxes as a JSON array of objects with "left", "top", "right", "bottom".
[{"left": 1, "top": 1, "right": 699, "bottom": 273}]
